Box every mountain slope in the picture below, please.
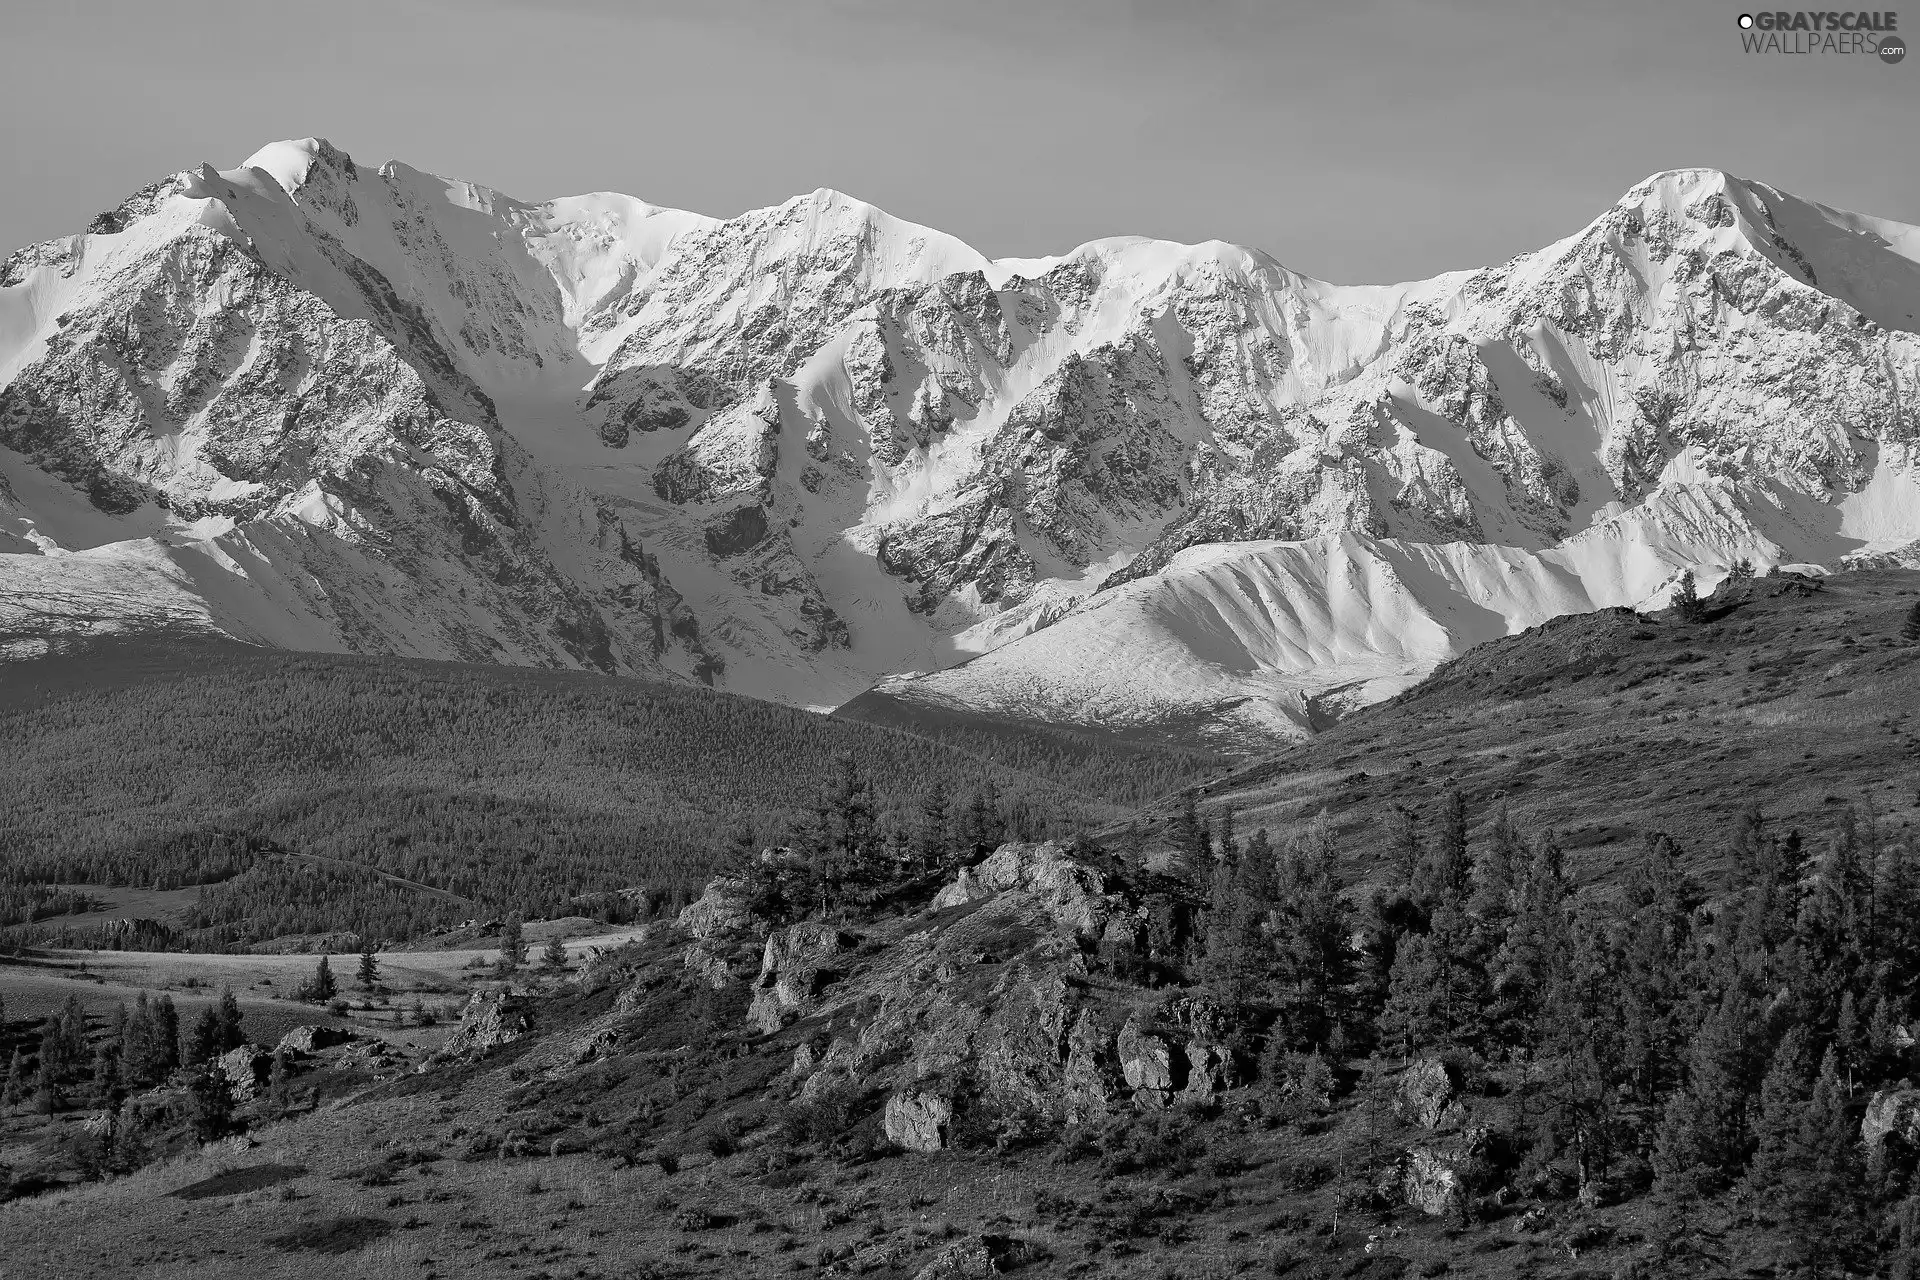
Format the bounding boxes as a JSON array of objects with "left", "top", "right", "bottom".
[{"left": 3, "top": 146, "right": 1917, "bottom": 742}]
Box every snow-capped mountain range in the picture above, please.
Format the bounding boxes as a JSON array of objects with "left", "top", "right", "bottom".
[{"left": 3, "top": 138, "right": 1917, "bottom": 743}]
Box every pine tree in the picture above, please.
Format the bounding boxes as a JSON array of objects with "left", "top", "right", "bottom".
[
  {"left": 88, "top": 1045, "right": 120, "bottom": 1108},
  {"left": 1470, "top": 805, "right": 1525, "bottom": 928},
  {"left": 1745, "top": 1025, "right": 1814, "bottom": 1217},
  {"left": 357, "top": 937, "right": 380, "bottom": 991},
  {"left": 152, "top": 995, "right": 180, "bottom": 1079},
  {"left": 1652, "top": 985, "right": 1762, "bottom": 1200},
  {"left": 2, "top": 1048, "right": 27, "bottom": 1108},
  {"left": 1904, "top": 600, "right": 1920, "bottom": 645},
  {"left": 36, "top": 1016, "right": 68, "bottom": 1110},
  {"left": 213, "top": 987, "right": 244, "bottom": 1053},
  {"left": 1389, "top": 804, "right": 1421, "bottom": 888},
  {"left": 1673, "top": 569, "right": 1704, "bottom": 622},
  {"left": 183, "top": 1006, "right": 220, "bottom": 1065},
  {"left": 1415, "top": 789, "right": 1471, "bottom": 908},
  {"left": 1272, "top": 816, "right": 1352, "bottom": 1052},
  {"left": 309, "top": 955, "right": 338, "bottom": 1001},
  {"left": 1494, "top": 833, "right": 1570, "bottom": 1037},
  {"left": 542, "top": 934, "right": 569, "bottom": 973},
  {"left": 916, "top": 778, "right": 951, "bottom": 873}
]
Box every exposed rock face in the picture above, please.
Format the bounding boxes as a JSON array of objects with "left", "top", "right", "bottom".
[
  {"left": 1862, "top": 1087, "right": 1920, "bottom": 1152},
  {"left": 675, "top": 877, "right": 758, "bottom": 942},
  {"left": 432, "top": 989, "right": 532, "bottom": 1063},
  {"left": 747, "top": 923, "right": 855, "bottom": 1034},
  {"left": 1118, "top": 1016, "right": 1175, "bottom": 1108},
  {"left": 1396, "top": 1058, "right": 1461, "bottom": 1130},
  {"left": 883, "top": 1091, "right": 953, "bottom": 1152}
]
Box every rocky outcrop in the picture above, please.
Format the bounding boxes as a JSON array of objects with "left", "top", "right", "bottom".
[
  {"left": 276, "top": 1025, "right": 353, "bottom": 1056},
  {"left": 431, "top": 989, "right": 532, "bottom": 1064},
  {"left": 1118, "top": 1017, "right": 1175, "bottom": 1109},
  {"left": 1403, "top": 1147, "right": 1467, "bottom": 1217},
  {"left": 746, "top": 923, "right": 855, "bottom": 1033},
  {"left": 1862, "top": 1087, "right": 1920, "bottom": 1152},
  {"left": 931, "top": 842, "right": 1113, "bottom": 942},
  {"left": 216, "top": 1046, "right": 272, "bottom": 1101},
  {"left": 1396, "top": 1058, "right": 1461, "bottom": 1130},
  {"left": 675, "top": 877, "right": 758, "bottom": 942}
]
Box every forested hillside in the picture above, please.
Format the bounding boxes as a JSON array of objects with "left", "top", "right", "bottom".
[
  {"left": 1138, "top": 568, "right": 1920, "bottom": 893},
  {"left": 0, "top": 639, "right": 1222, "bottom": 947}
]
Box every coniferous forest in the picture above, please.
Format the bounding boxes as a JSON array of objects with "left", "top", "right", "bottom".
[{"left": 0, "top": 638, "right": 1224, "bottom": 948}]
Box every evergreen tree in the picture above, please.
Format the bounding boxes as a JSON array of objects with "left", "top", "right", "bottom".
[
  {"left": 182, "top": 1006, "right": 220, "bottom": 1065},
  {"left": 1271, "top": 817, "right": 1352, "bottom": 1052},
  {"left": 1673, "top": 570, "right": 1704, "bottom": 622},
  {"left": 88, "top": 1044, "right": 120, "bottom": 1108},
  {"left": 356, "top": 937, "right": 380, "bottom": 990},
  {"left": 308, "top": 955, "right": 339, "bottom": 1001},
  {"left": 213, "top": 987, "right": 244, "bottom": 1053},
  {"left": 3, "top": 1048, "right": 27, "bottom": 1108},
  {"left": 1389, "top": 804, "right": 1421, "bottom": 888},
  {"left": 1470, "top": 805, "right": 1525, "bottom": 928},
  {"left": 916, "top": 778, "right": 951, "bottom": 873},
  {"left": 1415, "top": 788, "right": 1471, "bottom": 908},
  {"left": 36, "top": 1016, "right": 69, "bottom": 1109},
  {"left": 1652, "top": 986, "right": 1762, "bottom": 1200},
  {"left": 1494, "top": 833, "right": 1570, "bottom": 1038},
  {"left": 1904, "top": 600, "right": 1920, "bottom": 645},
  {"left": 542, "top": 933, "right": 569, "bottom": 972}
]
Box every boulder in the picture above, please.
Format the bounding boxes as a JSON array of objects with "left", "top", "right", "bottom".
[
  {"left": 1396, "top": 1058, "right": 1460, "bottom": 1130},
  {"left": 1862, "top": 1087, "right": 1920, "bottom": 1152},
  {"left": 276, "top": 1025, "right": 353, "bottom": 1056},
  {"left": 216, "top": 1045, "right": 272, "bottom": 1100},
  {"left": 432, "top": 989, "right": 533, "bottom": 1063},
  {"left": 884, "top": 1091, "right": 953, "bottom": 1152},
  {"left": 747, "top": 923, "right": 855, "bottom": 1033}
]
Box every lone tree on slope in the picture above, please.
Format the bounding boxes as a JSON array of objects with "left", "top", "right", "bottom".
[{"left": 1902, "top": 599, "right": 1920, "bottom": 644}]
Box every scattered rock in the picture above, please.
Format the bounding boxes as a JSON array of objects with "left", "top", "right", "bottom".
[{"left": 884, "top": 1091, "right": 953, "bottom": 1152}]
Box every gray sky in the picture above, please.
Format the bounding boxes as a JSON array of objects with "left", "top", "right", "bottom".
[{"left": 3, "top": 0, "right": 1915, "bottom": 284}]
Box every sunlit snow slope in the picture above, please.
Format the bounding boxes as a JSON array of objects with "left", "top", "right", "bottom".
[{"left": 2, "top": 141, "right": 1916, "bottom": 744}]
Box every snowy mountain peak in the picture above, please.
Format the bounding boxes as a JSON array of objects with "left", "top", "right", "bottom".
[{"left": 3, "top": 142, "right": 1918, "bottom": 745}]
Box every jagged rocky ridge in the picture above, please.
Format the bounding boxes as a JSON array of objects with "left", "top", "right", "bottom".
[{"left": 3, "top": 139, "right": 1918, "bottom": 738}]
